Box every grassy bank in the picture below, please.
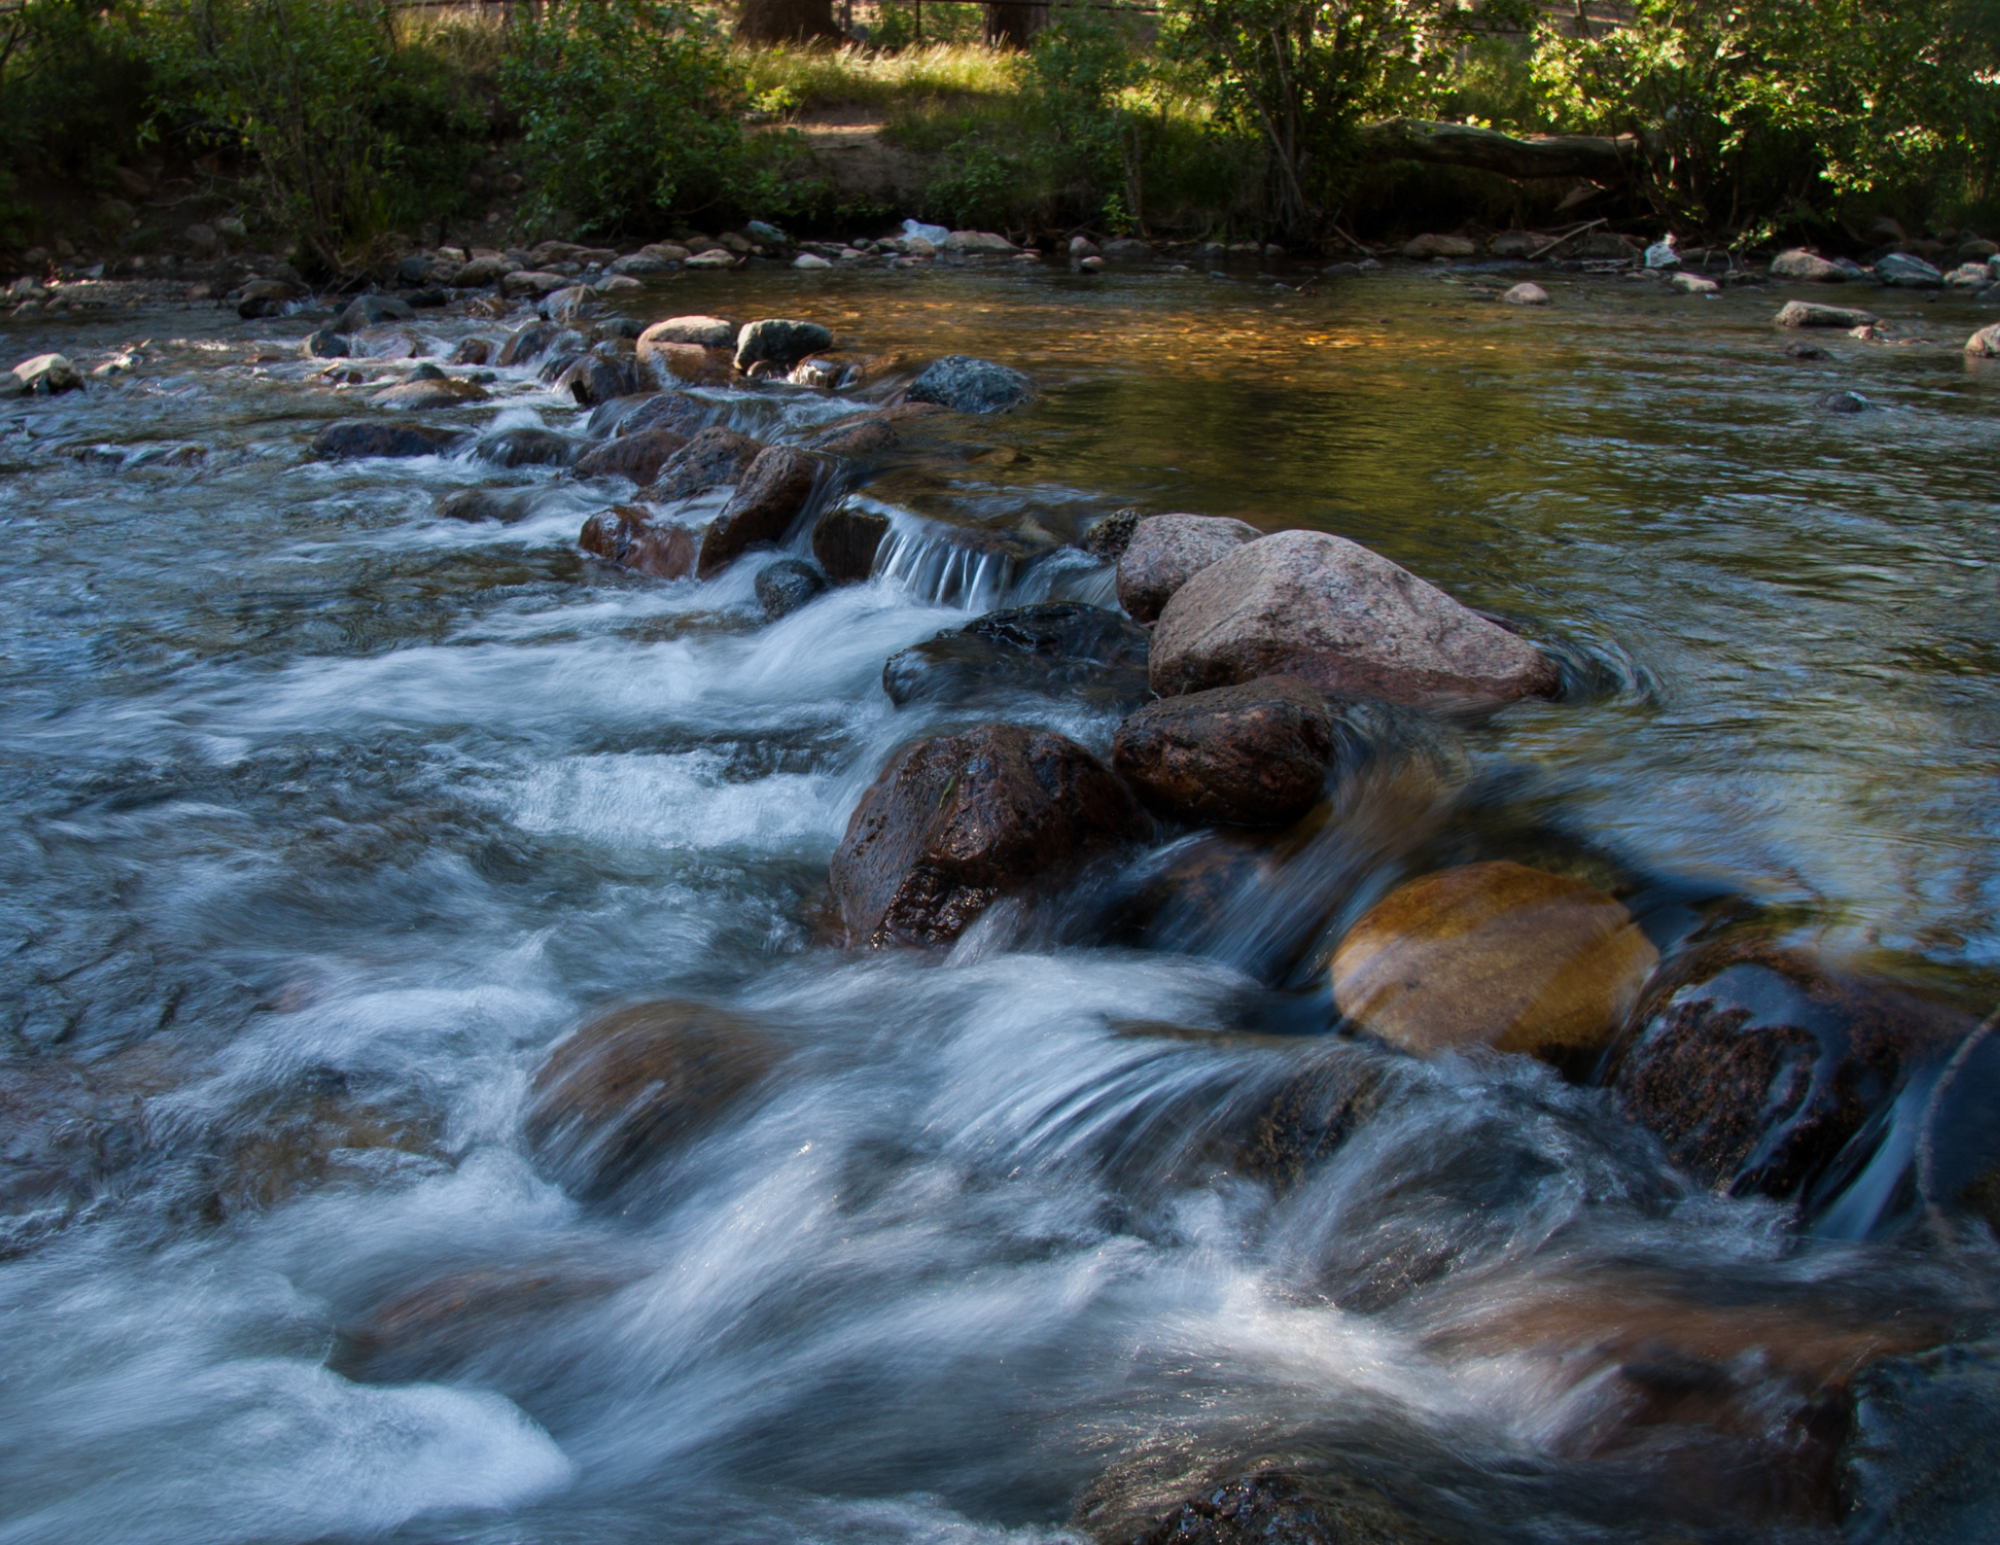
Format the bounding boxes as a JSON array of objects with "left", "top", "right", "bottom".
[{"left": 3, "top": 0, "right": 1997, "bottom": 275}]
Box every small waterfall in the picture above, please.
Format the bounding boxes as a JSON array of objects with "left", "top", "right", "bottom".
[{"left": 871, "top": 518, "right": 1038, "bottom": 611}]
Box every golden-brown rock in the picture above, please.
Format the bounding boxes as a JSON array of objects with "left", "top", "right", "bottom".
[{"left": 1331, "top": 860, "right": 1657, "bottom": 1061}]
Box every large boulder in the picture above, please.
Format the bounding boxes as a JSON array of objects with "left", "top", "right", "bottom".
[
  {"left": 906, "top": 355, "right": 1032, "bottom": 414},
  {"left": 523, "top": 999, "right": 781, "bottom": 1200},
  {"left": 1112, "top": 676, "right": 1333, "bottom": 827},
  {"left": 1770, "top": 249, "right": 1848, "bottom": 282},
  {"left": 1876, "top": 251, "right": 1945, "bottom": 288},
  {"left": 1149, "top": 529, "right": 1559, "bottom": 708},
  {"left": 734, "top": 317, "right": 833, "bottom": 372},
  {"left": 695, "top": 445, "right": 820, "bottom": 578},
  {"left": 1775, "top": 300, "right": 1878, "bottom": 329},
  {"left": 1605, "top": 942, "right": 1974, "bottom": 1205},
  {"left": 640, "top": 425, "right": 762, "bottom": 501},
  {"left": 1331, "top": 861, "right": 1658, "bottom": 1065},
  {"left": 812, "top": 502, "right": 892, "bottom": 582},
  {"left": 309, "top": 421, "right": 466, "bottom": 460},
  {"left": 1115, "top": 513, "right": 1262, "bottom": 624},
  {"left": 882, "top": 602, "right": 1150, "bottom": 710},
  {"left": 828, "top": 725, "right": 1139, "bottom": 948},
  {"left": 572, "top": 429, "right": 688, "bottom": 484}
]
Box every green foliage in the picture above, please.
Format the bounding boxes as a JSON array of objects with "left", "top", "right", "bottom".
[
  {"left": 738, "top": 40, "right": 1022, "bottom": 113},
  {"left": 501, "top": 0, "right": 745, "bottom": 237},
  {"left": 1532, "top": 0, "right": 2000, "bottom": 236},
  {"left": 148, "top": 0, "right": 485, "bottom": 275}
]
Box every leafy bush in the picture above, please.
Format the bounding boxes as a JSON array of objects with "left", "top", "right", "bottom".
[{"left": 502, "top": 0, "right": 746, "bottom": 237}]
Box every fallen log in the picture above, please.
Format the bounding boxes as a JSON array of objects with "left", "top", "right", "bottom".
[{"left": 1358, "top": 118, "right": 1643, "bottom": 182}]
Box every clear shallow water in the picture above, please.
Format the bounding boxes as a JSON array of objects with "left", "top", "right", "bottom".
[{"left": 1, "top": 263, "right": 1997, "bottom": 1544}]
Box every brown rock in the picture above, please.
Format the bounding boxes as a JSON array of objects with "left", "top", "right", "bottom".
[
  {"left": 1775, "top": 301, "right": 1878, "bottom": 329},
  {"left": 1606, "top": 942, "right": 1973, "bottom": 1202},
  {"left": 523, "top": 999, "right": 781, "bottom": 1199},
  {"left": 829, "top": 724, "right": 1139, "bottom": 948},
  {"left": 437, "top": 487, "right": 542, "bottom": 524},
  {"left": 309, "top": 421, "right": 467, "bottom": 461},
  {"left": 812, "top": 502, "right": 891, "bottom": 582},
  {"left": 642, "top": 341, "right": 735, "bottom": 386},
  {"left": 368, "top": 377, "right": 488, "bottom": 410},
  {"left": 1112, "top": 676, "right": 1333, "bottom": 826},
  {"left": 573, "top": 429, "right": 688, "bottom": 484},
  {"left": 1331, "top": 861, "right": 1658, "bottom": 1062},
  {"left": 335, "top": 1262, "right": 631, "bottom": 1382},
  {"left": 695, "top": 445, "right": 820, "bottom": 578},
  {"left": 640, "top": 425, "right": 761, "bottom": 501},
  {"left": 1150, "top": 529, "right": 1559, "bottom": 708},
  {"left": 1115, "top": 513, "right": 1262, "bottom": 624},
  {"left": 578, "top": 505, "right": 698, "bottom": 579}
]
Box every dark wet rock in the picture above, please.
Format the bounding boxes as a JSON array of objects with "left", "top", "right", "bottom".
[
  {"left": 1785, "top": 341, "right": 1829, "bottom": 360},
  {"left": 1818, "top": 389, "right": 1873, "bottom": 414},
  {"left": 1604, "top": 942, "right": 1975, "bottom": 1204},
  {"left": 523, "top": 999, "right": 781, "bottom": 1200},
  {"left": 335, "top": 1262, "right": 632, "bottom": 1383},
  {"left": 573, "top": 429, "right": 688, "bottom": 484},
  {"left": 638, "top": 314, "right": 736, "bottom": 350},
  {"left": 537, "top": 351, "right": 583, "bottom": 386},
  {"left": 213, "top": 1093, "right": 442, "bottom": 1215},
  {"left": 450, "top": 337, "right": 492, "bottom": 366},
  {"left": 436, "top": 487, "right": 543, "bottom": 524},
  {"left": 1116, "top": 512, "right": 1262, "bottom": 624},
  {"left": 641, "top": 425, "right": 762, "bottom": 501},
  {"left": 453, "top": 254, "right": 513, "bottom": 287},
  {"left": 594, "top": 317, "right": 646, "bottom": 341},
  {"left": 1100, "top": 237, "right": 1156, "bottom": 263},
  {"left": 1842, "top": 1341, "right": 2000, "bottom": 1545},
  {"left": 236, "top": 279, "right": 295, "bottom": 319},
  {"left": 369, "top": 376, "right": 488, "bottom": 410},
  {"left": 1080, "top": 508, "right": 1141, "bottom": 560},
  {"left": 309, "top": 421, "right": 467, "bottom": 461},
  {"left": 812, "top": 502, "right": 891, "bottom": 583},
  {"left": 1776, "top": 301, "right": 1878, "bottom": 329},
  {"left": 475, "top": 427, "right": 579, "bottom": 468},
  {"left": 906, "top": 355, "right": 1032, "bottom": 414},
  {"left": 811, "top": 416, "right": 899, "bottom": 457},
  {"left": 1875, "top": 251, "right": 1945, "bottom": 288},
  {"left": 335, "top": 293, "right": 415, "bottom": 332},
  {"left": 882, "top": 602, "right": 1150, "bottom": 710},
  {"left": 1333, "top": 861, "right": 1659, "bottom": 1066},
  {"left": 734, "top": 317, "right": 833, "bottom": 371},
  {"left": 1077, "top": 1458, "right": 1458, "bottom": 1545},
  {"left": 617, "top": 392, "right": 710, "bottom": 440},
  {"left": 695, "top": 445, "right": 820, "bottom": 578},
  {"left": 755, "top": 558, "right": 827, "bottom": 620},
  {"left": 829, "top": 724, "right": 1140, "bottom": 948},
  {"left": 1918, "top": 1026, "right": 2000, "bottom": 1235},
  {"left": 1150, "top": 529, "right": 1560, "bottom": 708},
  {"left": 579, "top": 504, "right": 696, "bottom": 579},
  {"left": 560, "top": 352, "right": 639, "bottom": 406},
  {"left": 496, "top": 320, "right": 566, "bottom": 367},
  {"left": 1240, "top": 1045, "right": 1394, "bottom": 1187},
  {"left": 1112, "top": 676, "right": 1333, "bottom": 827},
  {"left": 302, "top": 327, "right": 350, "bottom": 360},
  {"left": 407, "top": 286, "right": 449, "bottom": 308}
]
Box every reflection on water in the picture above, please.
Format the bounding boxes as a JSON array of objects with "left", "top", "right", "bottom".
[{"left": 0, "top": 263, "right": 1997, "bottom": 1544}]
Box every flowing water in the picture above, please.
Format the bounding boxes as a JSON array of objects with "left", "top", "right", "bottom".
[{"left": 3, "top": 262, "right": 1998, "bottom": 1545}]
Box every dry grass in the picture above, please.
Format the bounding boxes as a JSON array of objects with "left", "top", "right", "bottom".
[{"left": 738, "top": 41, "right": 1024, "bottom": 114}]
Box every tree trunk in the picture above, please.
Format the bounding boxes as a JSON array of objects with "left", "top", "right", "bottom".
[
  {"left": 984, "top": 2, "right": 1041, "bottom": 47},
  {"left": 735, "top": 0, "right": 840, "bottom": 44},
  {"left": 1357, "top": 118, "right": 1643, "bottom": 182}
]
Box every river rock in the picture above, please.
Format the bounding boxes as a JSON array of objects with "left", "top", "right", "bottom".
[
  {"left": 755, "top": 558, "right": 827, "bottom": 619},
  {"left": 436, "top": 487, "right": 542, "bottom": 524},
  {"left": 1403, "top": 233, "right": 1477, "bottom": 260},
  {"left": 1100, "top": 238, "right": 1154, "bottom": 262},
  {"left": 1770, "top": 249, "right": 1848, "bottom": 282},
  {"left": 1841, "top": 1341, "right": 2000, "bottom": 1545},
  {"left": 559, "top": 353, "right": 638, "bottom": 407},
  {"left": 1876, "top": 251, "right": 1945, "bottom": 288},
  {"left": 828, "top": 724, "right": 1139, "bottom": 948},
  {"left": 945, "top": 230, "right": 1016, "bottom": 253},
  {"left": 1331, "top": 861, "right": 1658, "bottom": 1064},
  {"left": 1112, "top": 676, "right": 1334, "bottom": 827},
  {"left": 638, "top": 314, "right": 735, "bottom": 352},
  {"left": 1149, "top": 529, "right": 1560, "bottom": 708},
  {"left": 496, "top": 320, "right": 567, "bottom": 367},
  {"left": 812, "top": 502, "right": 891, "bottom": 582},
  {"left": 236, "top": 279, "right": 295, "bottom": 319},
  {"left": 694, "top": 445, "right": 820, "bottom": 578},
  {"left": 641, "top": 425, "right": 762, "bottom": 501},
  {"left": 615, "top": 392, "right": 709, "bottom": 440},
  {"left": 1672, "top": 272, "right": 1720, "bottom": 294},
  {"left": 573, "top": 429, "right": 688, "bottom": 483},
  {"left": 1918, "top": 1026, "right": 2000, "bottom": 1236},
  {"left": 10, "top": 353, "right": 83, "bottom": 395},
  {"left": 310, "top": 421, "right": 467, "bottom": 460},
  {"left": 501, "top": 269, "right": 568, "bottom": 298},
  {"left": 303, "top": 327, "right": 350, "bottom": 359},
  {"left": 579, "top": 505, "right": 696, "bottom": 578},
  {"left": 882, "top": 602, "right": 1151, "bottom": 710},
  {"left": 524, "top": 999, "right": 782, "bottom": 1200},
  {"left": 734, "top": 317, "right": 833, "bottom": 372},
  {"left": 1776, "top": 300, "right": 1878, "bottom": 328},
  {"left": 453, "top": 254, "right": 513, "bottom": 287},
  {"left": 906, "top": 355, "right": 1032, "bottom": 414},
  {"left": 475, "top": 426, "right": 578, "bottom": 468},
  {"left": 1966, "top": 323, "right": 2000, "bottom": 357},
  {"left": 1605, "top": 942, "right": 1974, "bottom": 1203},
  {"left": 1501, "top": 281, "right": 1550, "bottom": 305},
  {"left": 1116, "top": 513, "right": 1262, "bottom": 624},
  {"left": 369, "top": 376, "right": 488, "bottom": 410},
  {"left": 336, "top": 293, "right": 415, "bottom": 331},
  {"left": 335, "top": 1262, "right": 631, "bottom": 1383}
]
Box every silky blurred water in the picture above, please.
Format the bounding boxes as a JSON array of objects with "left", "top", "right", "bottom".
[{"left": 1, "top": 261, "right": 1997, "bottom": 1545}]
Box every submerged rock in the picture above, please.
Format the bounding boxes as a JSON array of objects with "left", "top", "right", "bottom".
[
  {"left": 829, "top": 724, "right": 1139, "bottom": 948},
  {"left": 755, "top": 557, "right": 826, "bottom": 620},
  {"left": 1112, "top": 675, "right": 1334, "bottom": 827},
  {"left": 906, "top": 355, "right": 1032, "bottom": 414},
  {"left": 882, "top": 602, "right": 1150, "bottom": 709},
  {"left": 436, "top": 487, "right": 543, "bottom": 524},
  {"left": 1149, "top": 529, "right": 1560, "bottom": 709},
  {"left": 1331, "top": 861, "right": 1659, "bottom": 1065},
  {"left": 1605, "top": 942, "right": 1974, "bottom": 1205},
  {"left": 336, "top": 1262, "right": 631, "bottom": 1383},
  {"left": 309, "top": 421, "right": 466, "bottom": 460},
  {"left": 640, "top": 425, "right": 761, "bottom": 501},
  {"left": 524, "top": 1000, "right": 781, "bottom": 1200},
  {"left": 475, "top": 426, "right": 578, "bottom": 468},
  {"left": 1842, "top": 1341, "right": 2000, "bottom": 1545},
  {"left": 811, "top": 502, "right": 891, "bottom": 582},
  {"left": 1077, "top": 1457, "right": 1459, "bottom": 1545},
  {"left": 572, "top": 429, "right": 687, "bottom": 484},
  {"left": 1776, "top": 301, "right": 1878, "bottom": 329},
  {"left": 1116, "top": 513, "right": 1262, "bottom": 624},
  {"left": 734, "top": 317, "right": 834, "bottom": 371}
]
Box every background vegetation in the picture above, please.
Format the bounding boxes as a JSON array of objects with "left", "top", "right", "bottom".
[{"left": 1, "top": 0, "right": 1995, "bottom": 271}]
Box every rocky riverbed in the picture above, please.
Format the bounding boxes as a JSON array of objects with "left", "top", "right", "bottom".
[{"left": 2, "top": 251, "right": 1999, "bottom": 1545}]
